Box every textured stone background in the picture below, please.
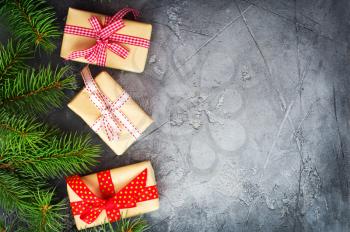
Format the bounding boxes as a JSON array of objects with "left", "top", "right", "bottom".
[{"left": 4, "top": 0, "right": 350, "bottom": 231}]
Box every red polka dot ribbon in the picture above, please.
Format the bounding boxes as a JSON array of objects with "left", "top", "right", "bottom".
[
  {"left": 66, "top": 168, "right": 158, "bottom": 224},
  {"left": 65, "top": 7, "right": 150, "bottom": 66}
]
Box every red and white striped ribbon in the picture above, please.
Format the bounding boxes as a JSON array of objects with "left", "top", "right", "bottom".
[
  {"left": 65, "top": 7, "right": 150, "bottom": 66},
  {"left": 81, "top": 66, "right": 141, "bottom": 141}
]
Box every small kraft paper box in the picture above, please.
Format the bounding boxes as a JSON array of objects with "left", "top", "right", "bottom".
[
  {"left": 68, "top": 67, "right": 153, "bottom": 155},
  {"left": 60, "top": 7, "right": 152, "bottom": 73},
  {"left": 66, "top": 161, "right": 159, "bottom": 230}
]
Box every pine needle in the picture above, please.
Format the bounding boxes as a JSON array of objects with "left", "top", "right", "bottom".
[
  {"left": 0, "top": 170, "right": 33, "bottom": 212},
  {"left": 23, "top": 133, "right": 101, "bottom": 178},
  {"left": 22, "top": 190, "right": 66, "bottom": 232},
  {"left": 0, "top": 40, "right": 32, "bottom": 82},
  {"left": 1, "top": 132, "right": 100, "bottom": 178},
  {"left": 0, "top": 2, "right": 101, "bottom": 231},
  {"left": 0, "top": 110, "right": 52, "bottom": 150},
  {"left": 82, "top": 217, "right": 149, "bottom": 232},
  {"left": 0, "top": 212, "right": 26, "bottom": 232},
  {"left": 0, "top": 0, "right": 60, "bottom": 52},
  {"left": 0, "top": 65, "right": 77, "bottom": 114},
  {"left": 116, "top": 216, "right": 149, "bottom": 232}
]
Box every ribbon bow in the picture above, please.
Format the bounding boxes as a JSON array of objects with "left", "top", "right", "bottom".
[
  {"left": 66, "top": 168, "right": 158, "bottom": 224},
  {"left": 81, "top": 66, "right": 141, "bottom": 141},
  {"left": 65, "top": 8, "right": 150, "bottom": 66}
]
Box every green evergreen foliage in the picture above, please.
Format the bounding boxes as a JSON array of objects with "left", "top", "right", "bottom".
[
  {"left": 22, "top": 190, "right": 66, "bottom": 232},
  {"left": 0, "top": 40, "right": 32, "bottom": 82},
  {"left": 0, "top": 0, "right": 60, "bottom": 52},
  {"left": 0, "top": 113, "right": 101, "bottom": 232},
  {"left": 0, "top": 111, "right": 100, "bottom": 177},
  {"left": 0, "top": 110, "right": 49, "bottom": 149},
  {"left": 81, "top": 217, "right": 149, "bottom": 232},
  {"left": 1, "top": 130, "right": 100, "bottom": 178},
  {"left": 114, "top": 217, "right": 149, "bottom": 232},
  {"left": 0, "top": 212, "right": 23, "bottom": 232},
  {"left": 0, "top": 1, "right": 103, "bottom": 231},
  {"left": 0, "top": 170, "right": 32, "bottom": 212},
  {"left": 0, "top": 65, "right": 76, "bottom": 114},
  {"left": 0, "top": 111, "right": 101, "bottom": 177},
  {"left": 0, "top": 171, "right": 68, "bottom": 232},
  {"left": 0, "top": 112, "right": 101, "bottom": 231}
]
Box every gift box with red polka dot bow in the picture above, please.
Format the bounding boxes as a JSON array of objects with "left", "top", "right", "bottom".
[{"left": 66, "top": 161, "right": 159, "bottom": 230}]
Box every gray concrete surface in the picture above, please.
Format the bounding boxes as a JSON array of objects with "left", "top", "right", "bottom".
[{"left": 9, "top": 0, "right": 350, "bottom": 231}]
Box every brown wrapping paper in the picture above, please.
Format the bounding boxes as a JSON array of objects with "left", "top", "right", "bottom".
[
  {"left": 67, "top": 161, "right": 159, "bottom": 230},
  {"left": 68, "top": 71, "right": 153, "bottom": 155},
  {"left": 60, "top": 8, "right": 152, "bottom": 73}
]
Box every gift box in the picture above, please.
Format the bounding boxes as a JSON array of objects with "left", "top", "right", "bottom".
[
  {"left": 68, "top": 66, "right": 153, "bottom": 155},
  {"left": 60, "top": 7, "right": 152, "bottom": 73},
  {"left": 66, "top": 161, "right": 159, "bottom": 230}
]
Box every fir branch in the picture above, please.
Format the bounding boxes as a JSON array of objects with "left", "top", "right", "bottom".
[
  {"left": 0, "top": 218, "right": 7, "bottom": 232},
  {"left": 0, "top": 212, "right": 24, "bottom": 232},
  {"left": 0, "top": 188, "right": 63, "bottom": 232},
  {"left": 0, "top": 0, "right": 60, "bottom": 52},
  {"left": 115, "top": 217, "right": 149, "bottom": 232},
  {"left": 82, "top": 217, "right": 149, "bottom": 232},
  {"left": 0, "top": 65, "right": 76, "bottom": 114},
  {"left": 0, "top": 111, "right": 52, "bottom": 149},
  {"left": 1, "top": 133, "right": 100, "bottom": 178},
  {"left": 22, "top": 190, "right": 66, "bottom": 232},
  {"left": 0, "top": 170, "right": 32, "bottom": 212},
  {"left": 0, "top": 40, "right": 32, "bottom": 82},
  {"left": 24, "top": 133, "right": 101, "bottom": 178}
]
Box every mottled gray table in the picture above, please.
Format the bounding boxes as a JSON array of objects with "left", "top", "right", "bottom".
[{"left": 10, "top": 0, "right": 350, "bottom": 231}]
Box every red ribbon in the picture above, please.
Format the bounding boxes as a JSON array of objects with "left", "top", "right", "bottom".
[
  {"left": 66, "top": 168, "right": 158, "bottom": 224},
  {"left": 65, "top": 8, "right": 150, "bottom": 66}
]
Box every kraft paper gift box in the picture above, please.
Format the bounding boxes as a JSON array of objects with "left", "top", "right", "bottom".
[
  {"left": 66, "top": 161, "right": 159, "bottom": 230},
  {"left": 60, "top": 8, "right": 152, "bottom": 73},
  {"left": 68, "top": 69, "right": 153, "bottom": 155}
]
